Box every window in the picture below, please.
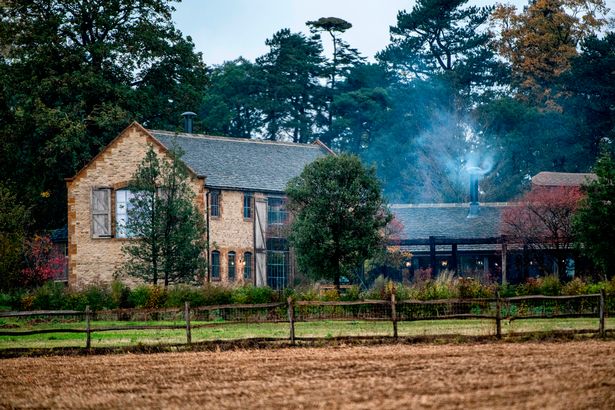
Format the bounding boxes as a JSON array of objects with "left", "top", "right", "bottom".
[
  {"left": 243, "top": 192, "right": 253, "bottom": 219},
  {"left": 211, "top": 251, "right": 220, "bottom": 280},
  {"left": 243, "top": 252, "right": 252, "bottom": 279},
  {"left": 266, "top": 238, "right": 289, "bottom": 289},
  {"left": 210, "top": 190, "right": 220, "bottom": 217},
  {"left": 91, "top": 188, "right": 111, "bottom": 237},
  {"left": 115, "top": 189, "right": 135, "bottom": 238},
  {"left": 267, "top": 196, "right": 287, "bottom": 226},
  {"left": 267, "top": 251, "right": 288, "bottom": 290},
  {"left": 228, "top": 251, "right": 236, "bottom": 281}
]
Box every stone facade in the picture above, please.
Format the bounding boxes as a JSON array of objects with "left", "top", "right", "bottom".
[
  {"left": 207, "top": 189, "right": 257, "bottom": 285},
  {"left": 66, "top": 123, "right": 205, "bottom": 288}
]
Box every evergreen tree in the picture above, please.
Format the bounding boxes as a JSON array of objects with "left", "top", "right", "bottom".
[
  {"left": 201, "top": 58, "right": 264, "bottom": 138},
  {"left": 573, "top": 150, "right": 615, "bottom": 278},
  {"left": 256, "top": 29, "right": 325, "bottom": 142},
  {"left": 120, "top": 144, "right": 206, "bottom": 287},
  {"left": 378, "top": 0, "right": 500, "bottom": 109},
  {"left": 307, "top": 17, "right": 364, "bottom": 145}
]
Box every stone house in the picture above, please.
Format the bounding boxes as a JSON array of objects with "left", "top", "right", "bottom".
[{"left": 66, "top": 122, "right": 332, "bottom": 289}]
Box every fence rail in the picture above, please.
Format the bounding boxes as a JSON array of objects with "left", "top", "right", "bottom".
[{"left": 0, "top": 290, "right": 610, "bottom": 348}]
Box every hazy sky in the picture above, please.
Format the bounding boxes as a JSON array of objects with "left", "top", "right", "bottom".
[{"left": 172, "top": 0, "right": 530, "bottom": 66}]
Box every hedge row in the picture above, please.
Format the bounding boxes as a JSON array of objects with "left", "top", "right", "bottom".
[{"left": 1, "top": 275, "right": 614, "bottom": 312}]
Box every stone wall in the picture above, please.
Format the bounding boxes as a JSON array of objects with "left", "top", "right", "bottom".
[{"left": 208, "top": 190, "right": 256, "bottom": 285}]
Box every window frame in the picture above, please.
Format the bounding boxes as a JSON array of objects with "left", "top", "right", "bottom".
[
  {"left": 228, "top": 251, "right": 236, "bottom": 281},
  {"left": 210, "top": 190, "right": 221, "bottom": 217},
  {"left": 115, "top": 189, "right": 136, "bottom": 239},
  {"left": 267, "top": 196, "right": 288, "bottom": 226},
  {"left": 243, "top": 252, "right": 252, "bottom": 280},
  {"left": 243, "top": 192, "right": 253, "bottom": 219},
  {"left": 211, "top": 250, "right": 221, "bottom": 280}
]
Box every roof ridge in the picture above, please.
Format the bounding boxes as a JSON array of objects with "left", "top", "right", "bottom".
[
  {"left": 149, "top": 129, "right": 321, "bottom": 149},
  {"left": 390, "top": 202, "right": 511, "bottom": 209}
]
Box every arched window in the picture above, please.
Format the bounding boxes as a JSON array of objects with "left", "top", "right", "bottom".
[
  {"left": 211, "top": 251, "right": 220, "bottom": 280},
  {"left": 243, "top": 252, "right": 252, "bottom": 279},
  {"left": 210, "top": 190, "right": 220, "bottom": 217},
  {"left": 228, "top": 251, "right": 236, "bottom": 281}
]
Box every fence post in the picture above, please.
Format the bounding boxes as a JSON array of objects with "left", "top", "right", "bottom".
[
  {"left": 185, "top": 301, "right": 192, "bottom": 345},
  {"left": 495, "top": 291, "right": 502, "bottom": 340},
  {"left": 85, "top": 305, "right": 91, "bottom": 349},
  {"left": 599, "top": 289, "right": 606, "bottom": 337},
  {"left": 391, "top": 291, "right": 398, "bottom": 339},
  {"left": 287, "top": 297, "right": 295, "bottom": 345}
]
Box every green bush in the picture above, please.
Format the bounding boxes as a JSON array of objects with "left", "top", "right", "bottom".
[
  {"left": 200, "top": 284, "right": 233, "bottom": 305},
  {"left": 362, "top": 275, "right": 388, "bottom": 299},
  {"left": 29, "top": 282, "right": 68, "bottom": 309},
  {"left": 0, "top": 290, "right": 24, "bottom": 310},
  {"left": 165, "top": 285, "right": 207, "bottom": 307},
  {"left": 81, "top": 285, "right": 116, "bottom": 310},
  {"left": 111, "top": 281, "right": 132, "bottom": 308},
  {"left": 516, "top": 278, "right": 541, "bottom": 296},
  {"left": 562, "top": 278, "right": 589, "bottom": 295},
  {"left": 340, "top": 285, "right": 361, "bottom": 301},
  {"left": 231, "top": 285, "right": 278, "bottom": 304},
  {"left": 128, "top": 285, "right": 166, "bottom": 308},
  {"left": 538, "top": 275, "right": 561, "bottom": 296}
]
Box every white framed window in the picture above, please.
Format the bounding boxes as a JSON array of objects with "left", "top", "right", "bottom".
[{"left": 115, "top": 189, "right": 135, "bottom": 238}]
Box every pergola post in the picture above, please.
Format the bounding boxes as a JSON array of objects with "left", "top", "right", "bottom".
[
  {"left": 501, "top": 241, "right": 508, "bottom": 286},
  {"left": 429, "top": 236, "right": 437, "bottom": 277}
]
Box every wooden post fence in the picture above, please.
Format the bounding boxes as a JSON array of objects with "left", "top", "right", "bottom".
[
  {"left": 599, "top": 289, "right": 606, "bottom": 337},
  {"left": 85, "top": 305, "right": 91, "bottom": 349},
  {"left": 495, "top": 291, "right": 502, "bottom": 339},
  {"left": 287, "top": 297, "right": 295, "bottom": 345},
  {"left": 185, "top": 301, "right": 192, "bottom": 344},
  {"left": 391, "top": 291, "right": 398, "bottom": 339}
]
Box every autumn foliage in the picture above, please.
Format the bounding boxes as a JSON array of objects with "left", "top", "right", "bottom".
[
  {"left": 491, "top": 0, "right": 608, "bottom": 109},
  {"left": 501, "top": 186, "right": 583, "bottom": 275},
  {"left": 21, "top": 235, "right": 66, "bottom": 287}
]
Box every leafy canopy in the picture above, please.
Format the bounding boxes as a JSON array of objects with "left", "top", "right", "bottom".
[
  {"left": 286, "top": 154, "right": 391, "bottom": 289},
  {"left": 0, "top": 0, "right": 207, "bottom": 229}
]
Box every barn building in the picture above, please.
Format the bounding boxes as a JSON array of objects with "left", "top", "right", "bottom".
[{"left": 65, "top": 121, "right": 332, "bottom": 289}]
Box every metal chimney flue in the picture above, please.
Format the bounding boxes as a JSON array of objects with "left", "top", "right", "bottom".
[
  {"left": 467, "top": 167, "right": 481, "bottom": 219},
  {"left": 181, "top": 111, "right": 197, "bottom": 133}
]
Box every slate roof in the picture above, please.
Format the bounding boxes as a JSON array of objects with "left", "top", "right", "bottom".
[
  {"left": 390, "top": 203, "right": 508, "bottom": 240},
  {"left": 532, "top": 172, "right": 596, "bottom": 187},
  {"left": 150, "top": 130, "right": 330, "bottom": 192}
]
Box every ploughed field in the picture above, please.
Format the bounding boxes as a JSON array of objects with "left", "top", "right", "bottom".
[{"left": 1, "top": 341, "right": 615, "bottom": 409}]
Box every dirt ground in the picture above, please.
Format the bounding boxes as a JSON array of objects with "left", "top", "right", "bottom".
[{"left": 1, "top": 341, "right": 614, "bottom": 409}]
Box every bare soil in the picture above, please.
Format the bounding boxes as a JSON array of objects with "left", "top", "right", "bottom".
[{"left": 1, "top": 341, "right": 614, "bottom": 409}]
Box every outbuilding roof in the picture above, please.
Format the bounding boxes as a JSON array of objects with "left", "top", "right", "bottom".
[
  {"left": 150, "top": 130, "right": 330, "bottom": 192},
  {"left": 390, "top": 203, "right": 508, "bottom": 240},
  {"left": 532, "top": 172, "right": 596, "bottom": 187}
]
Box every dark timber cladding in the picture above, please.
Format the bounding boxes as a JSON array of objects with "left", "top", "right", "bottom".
[
  {"left": 150, "top": 131, "right": 329, "bottom": 192},
  {"left": 390, "top": 203, "right": 510, "bottom": 281}
]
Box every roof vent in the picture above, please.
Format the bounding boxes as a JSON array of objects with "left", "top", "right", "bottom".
[{"left": 181, "top": 111, "right": 197, "bottom": 133}]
